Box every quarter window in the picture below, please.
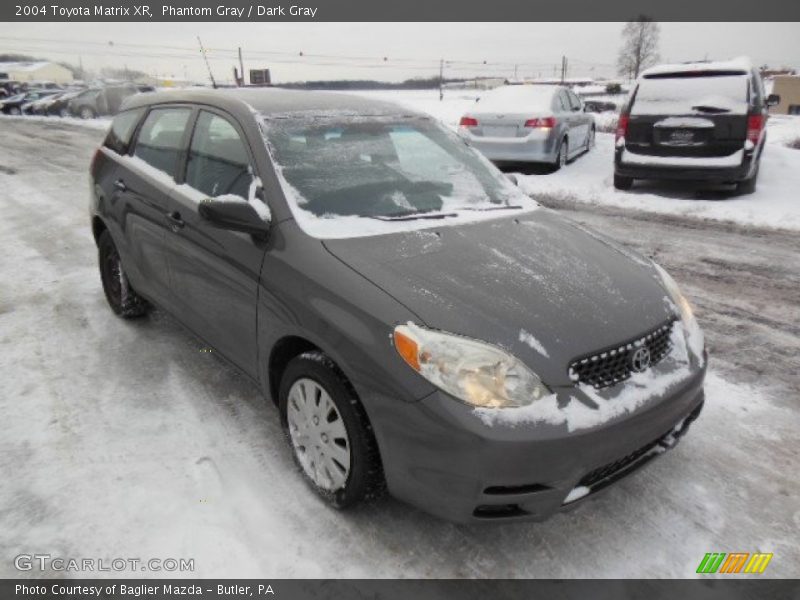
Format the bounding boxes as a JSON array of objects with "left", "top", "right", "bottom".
[
  {"left": 133, "top": 107, "right": 191, "bottom": 177},
  {"left": 104, "top": 108, "right": 143, "bottom": 155},
  {"left": 185, "top": 111, "right": 253, "bottom": 200}
]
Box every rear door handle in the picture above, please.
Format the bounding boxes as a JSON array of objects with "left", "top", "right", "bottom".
[
  {"left": 113, "top": 179, "right": 127, "bottom": 192},
  {"left": 166, "top": 211, "right": 185, "bottom": 230}
]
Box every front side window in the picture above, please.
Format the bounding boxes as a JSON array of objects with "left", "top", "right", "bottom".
[
  {"left": 104, "top": 108, "right": 143, "bottom": 155},
  {"left": 133, "top": 107, "right": 191, "bottom": 177},
  {"left": 261, "top": 114, "right": 536, "bottom": 238},
  {"left": 185, "top": 111, "right": 253, "bottom": 199}
]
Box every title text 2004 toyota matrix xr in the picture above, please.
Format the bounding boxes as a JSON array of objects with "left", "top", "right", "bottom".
[{"left": 90, "top": 89, "right": 707, "bottom": 522}]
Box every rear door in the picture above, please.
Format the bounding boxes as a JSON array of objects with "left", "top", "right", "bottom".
[
  {"left": 164, "top": 108, "right": 267, "bottom": 377},
  {"left": 565, "top": 89, "right": 590, "bottom": 147},
  {"left": 626, "top": 72, "right": 750, "bottom": 158},
  {"left": 116, "top": 106, "right": 192, "bottom": 306}
]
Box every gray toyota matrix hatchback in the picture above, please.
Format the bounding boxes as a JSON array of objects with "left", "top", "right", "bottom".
[{"left": 90, "top": 89, "right": 707, "bottom": 522}]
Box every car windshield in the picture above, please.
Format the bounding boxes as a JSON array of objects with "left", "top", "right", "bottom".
[
  {"left": 260, "top": 113, "right": 535, "bottom": 238},
  {"left": 632, "top": 74, "right": 749, "bottom": 116}
]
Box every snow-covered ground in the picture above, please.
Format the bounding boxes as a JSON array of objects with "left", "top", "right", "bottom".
[
  {"left": 1, "top": 99, "right": 799, "bottom": 579},
  {"left": 351, "top": 89, "right": 800, "bottom": 231}
]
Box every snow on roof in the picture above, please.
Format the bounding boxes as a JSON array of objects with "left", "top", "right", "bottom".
[
  {"left": 641, "top": 57, "right": 753, "bottom": 79},
  {"left": 0, "top": 61, "right": 58, "bottom": 72}
]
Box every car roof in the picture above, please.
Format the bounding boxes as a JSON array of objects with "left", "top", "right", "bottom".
[
  {"left": 641, "top": 56, "right": 752, "bottom": 79},
  {"left": 122, "top": 87, "right": 423, "bottom": 120}
]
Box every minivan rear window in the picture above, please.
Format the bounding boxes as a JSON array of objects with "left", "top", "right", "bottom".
[{"left": 631, "top": 74, "right": 749, "bottom": 116}]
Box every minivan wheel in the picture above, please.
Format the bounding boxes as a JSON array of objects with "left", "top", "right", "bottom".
[
  {"left": 614, "top": 173, "right": 634, "bottom": 191},
  {"left": 279, "top": 351, "right": 385, "bottom": 508},
  {"left": 98, "top": 230, "right": 149, "bottom": 318},
  {"left": 736, "top": 164, "right": 759, "bottom": 195},
  {"left": 79, "top": 106, "right": 96, "bottom": 119}
]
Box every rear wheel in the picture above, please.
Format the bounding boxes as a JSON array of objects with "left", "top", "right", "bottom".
[
  {"left": 279, "top": 351, "right": 385, "bottom": 508},
  {"left": 554, "top": 137, "right": 568, "bottom": 170},
  {"left": 736, "top": 164, "right": 759, "bottom": 195},
  {"left": 614, "top": 173, "right": 634, "bottom": 191},
  {"left": 98, "top": 230, "right": 149, "bottom": 318},
  {"left": 8, "top": 106, "right": 21, "bottom": 116},
  {"left": 79, "top": 106, "right": 96, "bottom": 119}
]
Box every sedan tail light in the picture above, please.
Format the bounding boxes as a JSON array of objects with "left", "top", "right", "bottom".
[
  {"left": 459, "top": 116, "right": 478, "bottom": 127},
  {"left": 615, "top": 114, "right": 630, "bottom": 142},
  {"left": 746, "top": 115, "right": 764, "bottom": 144},
  {"left": 524, "top": 117, "right": 556, "bottom": 129}
]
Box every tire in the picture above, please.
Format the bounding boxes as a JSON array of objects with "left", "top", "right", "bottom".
[
  {"left": 97, "top": 230, "right": 149, "bottom": 318},
  {"left": 736, "top": 164, "right": 759, "bottom": 195},
  {"left": 586, "top": 126, "right": 596, "bottom": 149},
  {"left": 554, "top": 137, "right": 568, "bottom": 170},
  {"left": 614, "top": 173, "right": 634, "bottom": 191},
  {"left": 279, "top": 351, "right": 385, "bottom": 509},
  {"left": 9, "top": 106, "right": 21, "bottom": 116},
  {"left": 79, "top": 106, "right": 96, "bottom": 120}
]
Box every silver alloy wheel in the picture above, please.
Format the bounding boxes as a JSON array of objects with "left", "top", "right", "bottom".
[
  {"left": 80, "top": 107, "right": 93, "bottom": 119},
  {"left": 286, "top": 377, "right": 351, "bottom": 492}
]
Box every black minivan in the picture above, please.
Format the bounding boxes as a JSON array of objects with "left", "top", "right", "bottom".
[{"left": 613, "top": 58, "right": 780, "bottom": 194}]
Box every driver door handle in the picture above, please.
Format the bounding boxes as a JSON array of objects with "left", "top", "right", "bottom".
[
  {"left": 113, "top": 179, "right": 127, "bottom": 192},
  {"left": 166, "top": 211, "right": 185, "bottom": 230}
]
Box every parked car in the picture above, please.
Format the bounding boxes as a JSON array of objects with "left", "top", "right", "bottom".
[
  {"left": 43, "top": 90, "right": 83, "bottom": 117},
  {"left": 0, "top": 80, "right": 24, "bottom": 98},
  {"left": 583, "top": 100, "right": 618, "bottom": 113},
  {"left": 613, "top": 57, "right": 780, "bottom": 194},
  {"left": 22, "top": 91, "right": 66, "bottom": 115},
  {"left": 90, "top": 89, "right": 706, "bottom": 523},
  {"left": 69, "top": 84, "right": 148, "bottom": 119},
  {"left": 458, "top": 84, "right": 596, "bottom": 169},
  {"left": 0, "top": 90, "right": 58, "bottom": 115}
]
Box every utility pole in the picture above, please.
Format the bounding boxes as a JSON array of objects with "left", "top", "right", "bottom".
[
  {"left": 560, "top": 56, "right": 566, "bottom": 84},
  {"left": 197, "top": 36, "right": 217, "bottom": 89},
  {"left": 238, "top": 47, "right": 245, "bottom": 86},
  {"left": 438, "top": 58, "right": 444, "bottom": 101}
]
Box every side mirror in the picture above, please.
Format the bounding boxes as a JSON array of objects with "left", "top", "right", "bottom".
[
  {"left": 766, "top": 94, "right": 780, "bottom": 107},
  {"left": 199, "top": 197, "right": 270, "bottom": 239}
]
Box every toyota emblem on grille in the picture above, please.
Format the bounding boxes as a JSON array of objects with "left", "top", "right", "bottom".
[{"left": 630, "top": 347, "right": 651, "bottom": 372}]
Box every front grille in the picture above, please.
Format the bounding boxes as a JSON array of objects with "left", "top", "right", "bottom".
[{"left": 568, "top": 319, "right": 675, "bottom": 389}]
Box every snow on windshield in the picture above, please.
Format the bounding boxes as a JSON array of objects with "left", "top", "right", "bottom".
[
  {"left": 259, "top": 112, "right": 537, "bottom": 239},
  {"left": 631, "top": 74, "right": 749, "bottom": 116}
]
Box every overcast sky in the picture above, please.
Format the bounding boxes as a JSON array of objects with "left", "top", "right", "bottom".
[{"left": 0, "top": 22, "right": 798, "bottom": 84}]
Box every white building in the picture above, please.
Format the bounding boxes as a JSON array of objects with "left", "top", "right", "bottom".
[{"left": 0, "top": 61, "right": 74, "bottom": 84}]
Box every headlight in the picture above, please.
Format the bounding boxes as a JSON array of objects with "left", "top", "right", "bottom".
[
  {"left": 654, "top": 263, "right": 705, "bottom": 364},
  {"left": 393, "top": 323, "right": 550, "bottom": 408},
  {"left": 653, "top": 263, "right": 694, "bottom": 325}
]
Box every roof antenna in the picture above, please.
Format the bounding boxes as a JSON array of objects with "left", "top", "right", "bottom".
[{"left": 197, "top": 36, "right": 217, "bottom": 89}]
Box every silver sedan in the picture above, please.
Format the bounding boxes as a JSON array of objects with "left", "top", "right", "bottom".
[{"left": 458, "top": 84, "right": 596, "bottom": 168}]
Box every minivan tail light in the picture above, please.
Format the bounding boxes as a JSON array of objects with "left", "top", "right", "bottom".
[
  {"left": 459, "top": 116, "right": 478, "bottom": 127},
  {"left": 524, "top": 117, "right": 556, "bottom": 129},
  {"left": 90, "top": 148, "right": 101, "bottom": 173},
  {"left": 746, "top": 115, "right": 764, "bottom": 144},
  {"left": 615, "top": 114, "right": 630, "bottom": 142}
]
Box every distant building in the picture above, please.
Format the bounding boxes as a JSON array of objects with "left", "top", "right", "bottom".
[
  {"left": 771, "top": 75, "right": 800, "bottom": 115},
  {"left": 0, "top": 61, "right": 74, "bottom": 84}
]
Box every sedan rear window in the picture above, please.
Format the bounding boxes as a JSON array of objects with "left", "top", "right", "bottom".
[{"left": 631, "top": 74, "right": 749, "bottom": 116}]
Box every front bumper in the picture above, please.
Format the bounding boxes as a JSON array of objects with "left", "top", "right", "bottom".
[{"left": 371, "top": 363, "right": 706, "bottom": 523}]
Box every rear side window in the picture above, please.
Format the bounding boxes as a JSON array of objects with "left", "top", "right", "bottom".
[
  {"left": 185, "top": 111, "right": 253, "bottom": 199},
  {"left": 133, "top": 107, "right": 191, "bottom": 177},
  {"left": 104, "top": 108, "right": 143, "bottom": 155},
  {"left": 567, "top": 90, "right": 582, "bottom": 111}
]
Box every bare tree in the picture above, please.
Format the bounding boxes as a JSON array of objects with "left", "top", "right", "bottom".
[{"left": 617, "top": 17, "right": 661, "bottom": 80}]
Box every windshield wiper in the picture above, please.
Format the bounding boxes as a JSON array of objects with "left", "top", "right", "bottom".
[
  {"left": 369, "top": 211, "right": 459, "bottom": 222},
  {"left": 463, "top": 204, "right": 524, "bottom": 212},
  {"left": 691, "top": 105, "right": 731, "bottom": 114}
]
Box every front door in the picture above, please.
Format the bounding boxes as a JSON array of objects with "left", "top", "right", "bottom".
[{"left": 165, "top": 109, "right": 268, "bottom": 378}]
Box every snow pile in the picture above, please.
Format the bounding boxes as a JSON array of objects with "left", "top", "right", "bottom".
[{"left": 0, "top": 113, "right": 111, "bottom": 131}]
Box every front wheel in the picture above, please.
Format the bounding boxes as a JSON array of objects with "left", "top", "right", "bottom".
[
  {"left": 554, "top": 138, "right": 568, "bottom": 170},
  {"left": 586, "top": 126, "right": 596, "bottom": 149},
  {"left": 279, "top": 352, "right": 385, "bottom": 508},
  {"left": 614, "top": 173, "right": 634, "bottom": 190},
  {"left": 98, "top": 230, "right": 149, "bottom": 318},
  {"left": 8, "top": 106, "right": 21, "bottom": 116},
  {"left": 79, "top": 106, "right": 96, "bottom": 119}
]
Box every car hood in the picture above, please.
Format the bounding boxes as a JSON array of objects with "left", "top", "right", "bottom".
[{"left": 323, "top": 209, "right": 676, "bottom": 387}]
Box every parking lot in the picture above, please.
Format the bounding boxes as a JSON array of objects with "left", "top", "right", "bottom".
[{"left": 1, "top": 112, "right": 798, "bottom": 578}]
